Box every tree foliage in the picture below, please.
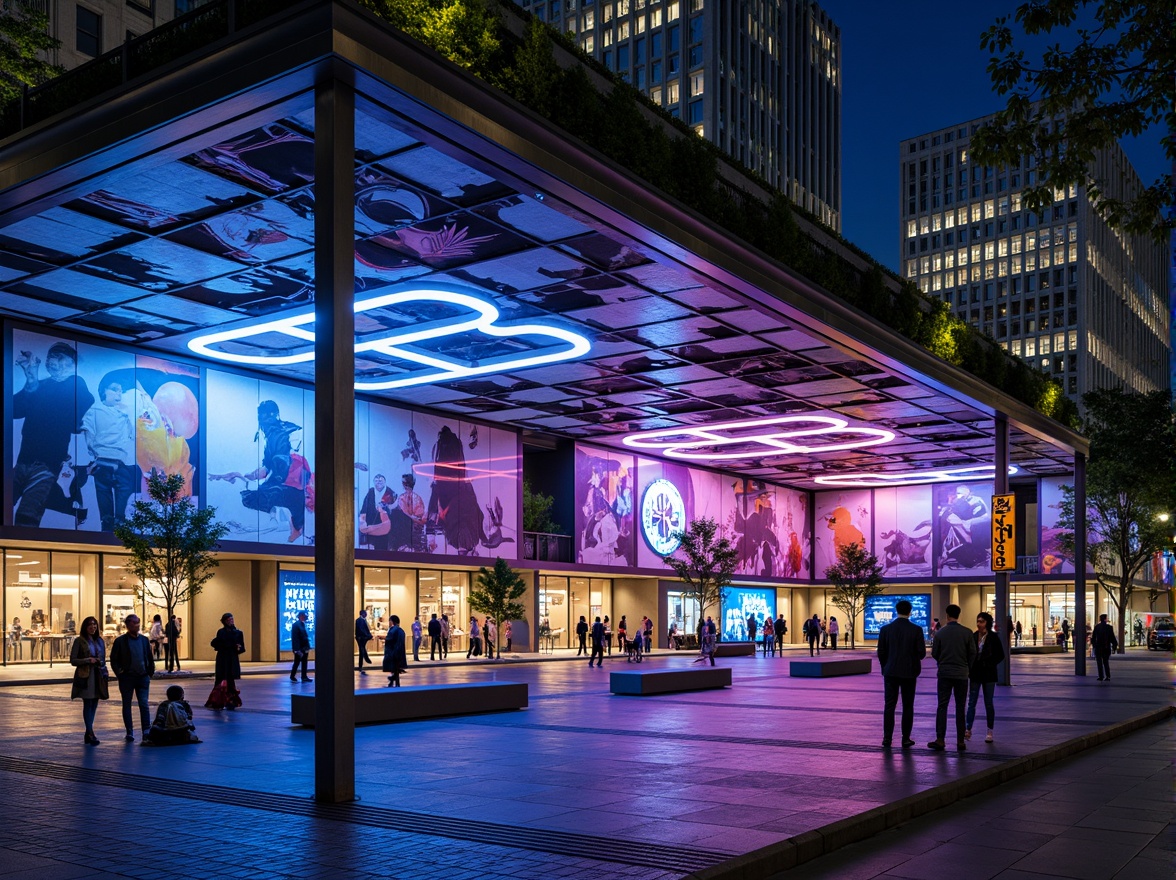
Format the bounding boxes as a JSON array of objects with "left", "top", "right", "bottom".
[
  {"left": 0, "top": 5, "right": 62, "bottom": 105},
  {"left": 824, "top": 541, "right": 885, "bottom": 650},
  {"left": 113, "top": 472, "right": 231, "bottom": 619},
  {"left": 522, "top": 478, "right": 560, "bottom": 533},
  {"left": 360, "top": 0, "right": 504, "bottom": 84},
  {"left": 972, "top": 1, "right": 1174, "bottom": 240},
  {"left": 469, "top": 557, "right": 529, "bottom": 657},
  {"left": 662, "top": 518, "right": 738, "bottom": 619},
  {"left": 1057, "top": 389, "right": 1176, "bottom": 651}
]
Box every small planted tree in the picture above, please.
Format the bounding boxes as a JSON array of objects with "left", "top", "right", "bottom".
[
  {"left": 114, "top": 472, "right": 230, "bottom": 626},
  {"left": 469, "top": 557, "right": 528, "bottom": 659},
  {"left": 825, "top": 541, "right": 884, "bottom": 650},
  {"left": 663, "top": 518, "right": 738, "bottom": 629}
]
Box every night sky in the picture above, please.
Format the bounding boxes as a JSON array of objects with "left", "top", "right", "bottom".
[{"left": 818, "top": 0, "right": 1169, "bottom": 273}]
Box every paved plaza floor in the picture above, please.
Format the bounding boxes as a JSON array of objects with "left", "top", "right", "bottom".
[{"left": 0, "top": 647, "right": 1170, "bottom": 879}]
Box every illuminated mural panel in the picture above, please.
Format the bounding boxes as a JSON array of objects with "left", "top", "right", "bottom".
[
  {"left": 10, "top": 328, "right": 201, "bottom": 534},
  {"left": 814, "top": 490, "right": 872, "bottom": 575},
  {"left": 932, "top": 481, "right": 995, "bottom": 577},
  {"left": 573, "top": 446, "right": 636, "bottom": 568},
  {"left": 873, "top": 485, "right": 933, "bottom": 578}
]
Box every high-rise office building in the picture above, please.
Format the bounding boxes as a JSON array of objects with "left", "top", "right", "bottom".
[
  {"left": 527, "top": 0, "right": 841, "bottom": 230},
  {"left": 900, "top": 116, "right": 1170, "bottom": 403}
]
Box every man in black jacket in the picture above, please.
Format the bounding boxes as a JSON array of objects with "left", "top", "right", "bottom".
[
  {"left": 575, "top": 615, "right": 589, "bottom": 656},
  {"left": 1091, "top": 614, "right": 1119, "bottom": 681},
  {"left": 428, "top": 613, "right": 443, "bottom": 660},
  {"left": 877, "top": 600, "right": 926, "bottom": 749},
  {"left": 110, "top": 614, "right": 155, "bottom": 742}
]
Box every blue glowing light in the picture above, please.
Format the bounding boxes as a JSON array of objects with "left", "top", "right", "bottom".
[{"left": 187, "top": 283, "right": 591, "bottom": 389}]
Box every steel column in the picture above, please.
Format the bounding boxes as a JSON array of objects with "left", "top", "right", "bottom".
[{"left": 313, "top": 73, "right": 357, "bottom": 802}]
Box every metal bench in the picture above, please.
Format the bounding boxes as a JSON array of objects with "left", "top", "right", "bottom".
[
  {"left": 610, "top": 666, "right": 732, "bottom": 695},
  {"left": 789, "top": 657, "right": 872, "bottom": 677},
  {"left": 291, "top": 681, "right": 527, "bottom": 726}
]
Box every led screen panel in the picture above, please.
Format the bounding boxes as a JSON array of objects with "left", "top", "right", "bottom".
[
  {"left": 721, "top": 587, "right": 775, "bottom": 642},
  {"left": 864, "top": 593, "right": 931, "bottom": 640},
  {"left": 10, "top": 328, "right": 201, "bottom": 533},
  {"left": 278, "top": 569, "right": 315, "bottom": 652}
]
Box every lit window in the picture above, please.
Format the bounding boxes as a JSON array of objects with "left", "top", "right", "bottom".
[
  {"left": 582, "top": 34, "right": 594, "bottom": 51},
  {"left": 604, "top": 4, "right": 614, "bottom": 21},
  {"left": 650, "top": 86, "right": 662, "bottom": 104},
  {"left": 932, "top": 214, "right": 942, "bottom": 232},
  {"left": 618, "top": 0, "right": 629, "bottom": 13},
  {"left": 971, "top": 204, "right": 981, "bottom": 222},
  {"left": 983, "top": 200, "right": 995, "bottom": 219},
  {"left": 668, "top": 0, "right": 679, "bottom": 20},
  {"left": 637, "top": 15, "right": 647, "bottom": 32},
  {"left": 1011, "top": 339, "right": 1022, "bottom": 356},
  {"left": 998, "top": 239, "right": 1008, "bottom": 257},
  {"left": 919, "top": 217, "right": 930, "bottom": 234},
  {"left": 906, "top": 220, "right": 916, "bottom": 238},
  {"left": 690, "top": 72, "right": 704, "bottom": 96},
  {"left": 650, "top": 7, "right": 662, "bottom": 26},
  {"left": 959, "top": 149, "right": 968, "bottom": 164},
  {"left": 583, "top": 10, "right": 594, "bottom": 27},
  {"left": 944, "top": 212, "right": 955, "bottom": 230},
  {"left": 667, "top": 81, "right": 680, "bottom": 103},
  {"left": 619, "top": 21, "right": 630, "bottom": 38},
  {"left": 603, "top": 28, "right": 613, "bottom": 45},
  {"left": 1025, "top": 339, "right": 1036, "bottom": 357}
]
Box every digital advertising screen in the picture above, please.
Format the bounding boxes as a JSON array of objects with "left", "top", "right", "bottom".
[
  {"left": 278, "top": 569, "right": 315, "bottom": 652},
  {"left": 721, "top": 587, "right": 776, "bottom": 642},
  {"left": 864, "top": 593, "right": 931, "bottom": 640}
]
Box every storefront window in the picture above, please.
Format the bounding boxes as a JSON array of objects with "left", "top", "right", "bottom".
[
  {"left": 539, "top": 576, "right": 569, "bottom": 646},
  {"left": 361, "top": 567, "right": 390, "bottom": 632},
  {"left": 102, "top": 554, "right": 138, "bottom": 647},
  {"left": 6, "top": 551, "right": 48, "bottom": 663},
  {"left": 667, "top": 590, "right": 699, "bottom": 643},
  {"left": 4, "top": 550, "right": 98, "bottom": 664}
]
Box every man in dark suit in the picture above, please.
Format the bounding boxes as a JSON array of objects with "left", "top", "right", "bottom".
[
  {"left": 110, "top": 613, "right": 155, "bottom": 742},
  {"left": 588, "top": 616, "right": 605, "bottom": 668},
  {"left": 877, "top": 599, "right": 926, "bottom": 748}
]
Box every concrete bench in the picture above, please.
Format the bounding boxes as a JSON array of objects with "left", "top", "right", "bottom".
[
  {"left": 1011, "top": 645, "right": 1064, "bottom": 655},
  {"left": 610, "top": 666, "right": 732, "bottom": 695},
  {"left": 713, "top": 641, "right": 756, "bottom": 657},
  {"left": 789, "top": 657, "right": 872, "bottom": 677},
  {"left": 291, "top": 681, "right": 527, "bottom": 726}
]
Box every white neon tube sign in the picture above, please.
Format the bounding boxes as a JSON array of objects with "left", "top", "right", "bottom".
[
  {"left": 187, "top": 285, "right": 591, "bottom": 390},
  {"left": 622, "top": 415, "right": 895, "bottom": 461},
  {"left": 813, "top": 465, "right": 1020, "bottom": 488}
]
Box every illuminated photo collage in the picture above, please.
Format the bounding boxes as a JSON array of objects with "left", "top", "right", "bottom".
[
  {"left": 817, "top": 480, "right": 998, "bottom": 579},
  {"left": 573, "top": 444, "right": 811, "bottom": 580},
  {"left": 8, "top": 327, "right": 520, "bottom": 558},
  {"left": 8, "top": 328, "right": 200, "bottom": 534}
]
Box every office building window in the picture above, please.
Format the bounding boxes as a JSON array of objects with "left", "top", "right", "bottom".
[
  {"left": 76, "top": 6, "right": 101, "bottom": 56},
  {"left": 690, "top": 72, "right": 704, "bottom": 96},
  {"left": 667, "top": 81, "right": 679, "bottom": 104}
]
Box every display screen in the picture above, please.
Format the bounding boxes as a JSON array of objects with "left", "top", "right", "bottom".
[
  {"left": 278, "top": 569, "right": 315, "bottom": 652},
  {"left": 721, "top": 587, "right": 775, "bottom": 641},
  {"left": 864, "top": 593, "right": 931, "bottom": 640}
]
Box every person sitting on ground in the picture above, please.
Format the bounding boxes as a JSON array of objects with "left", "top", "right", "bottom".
[{"left": 144, "top": 685, "right": 200, "bottom": 745}]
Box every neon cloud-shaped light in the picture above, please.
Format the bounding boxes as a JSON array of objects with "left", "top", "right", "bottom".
[
  {"left": 813, "top": 465, "right": 1020, "bottom": 488},
  {"left": 621, "top": 415, "right": 895, "bottom": 461},
  {"left": 187, "top": 284, "right": 591, "bottom": 391}
]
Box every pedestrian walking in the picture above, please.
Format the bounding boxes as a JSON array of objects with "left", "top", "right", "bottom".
[
  {"left": 355, "top": 609, "right": 373, "bottom": 674},
  {"left": 747, "top": 614, "right": 758, "bottom": 645},
  {"left": 207, "top": 612, "right": 245, "bottom": 709},
  {"left": 1061, "top": 618, "right": 1071, "bottom": 651},
  {"left": 164, "top": 613, "right": 181, "bottom": 672},
  {"left": 603, "top": 616, "right": 613, "bottom": 655},
  {"left": 485, "top": 618, "right": 497, "bottom": 660},
  {"left": 877, "top": 599, "right": 926, "bottom": 748},
  {"left": 576, "top": 615, "right": 589, "bottom": 655},
  {"left": 928, "top": 604, "right": 975, "bottom": 752},
  {"left": 289, "top": 610, "right": 311, "bottom": 682},
  {"left": 775, "top": 615, "right": 787, "bottom": 654},
  {"left": 828, "top": 616, "right": 840, "bottom": 650},
  {"left": 467, "top": 616, "right": 482, "bottom": 658},
  {"left": 440, "top": 614, "right": 451, "bottom": 657},
  {"left": 110, "top": 614, "right": 154, "bottom": 742},
  {"left": 965, "top": 611, "right": 1004, "bottom": 743},
  {"left": 1014, "top": 620, "right": 1023, "bottom": 646},
  {"left": 617, "top": 615, "right": 628, "bottom": 653},
  {"left": 411, "top": 615, "right": 422, "bottom": 661},
  {"left": 70, "top": 615, "right": 109, "bottom": 745},
  {"left": 762, "top": 616, "right": 775, "bottom": 655},
  {"left": 503, "top": 620, "right": 513, "bottom": 652},
  {"left": 588, "top": 616, "right": 605, "bottom": 667},
  {"left": 148, "top": 614, "right": 164, "bottom": 660},
  {"left": 805, "top": 614, "right": 821, "bottom": 656},
  {"left": 383, "top": 615, "right": 407, "bottom": 686},
  {"left": 428, "top": 613, "right": 443, "bottom": 660},
  {"left": 643, "top": 616, "right": 653, "bottom": 653},
  {"left": 1092, "top": 614, "right": 1118, "bottom": 681}
]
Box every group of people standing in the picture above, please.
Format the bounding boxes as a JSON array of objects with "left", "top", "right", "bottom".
[
  {"left": 576, "top": 614, "right": 654, "bottom": 659},
  {"left": 69, "top": 611, "right": 244, "bottom": 744},
  {"left": 877, "top": 601, "right": 1006, "bottom": 750}
]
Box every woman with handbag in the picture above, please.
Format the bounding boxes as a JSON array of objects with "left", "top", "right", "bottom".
[
  {"left": 208, "top": 612, "right": 245, "bottom": 709},
  {"left": 70, "top": 616, "right": 109, "bottom": 744}
]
